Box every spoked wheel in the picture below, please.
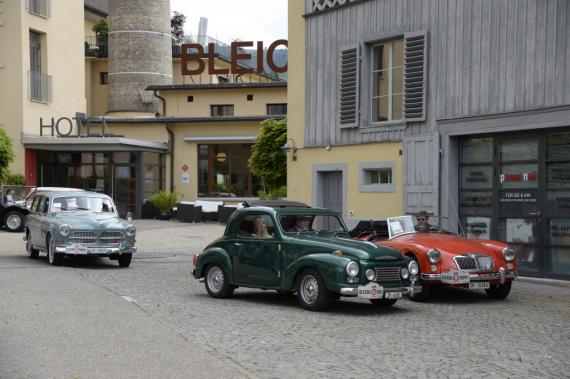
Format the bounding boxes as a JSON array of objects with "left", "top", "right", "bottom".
[
  {"left": 25, "top": 232, "right": 39, "bottom": 259},
  {"left": 47, "top": 236, "right": 62, "bottom": 266},
  {"left": 485, "top": 282, "right": 512, "bottom": 300},
  {"left": 370, "top": 298, "right": 398, "bottom": 307},
  {"left": 296, "top": 269, "right": 331, "bottom": 311},
  {"left": 4, "top": 211, "right": 24, "bottom": 232},
  {"left": 204, "top": 264, "right": 234, "bottom": 298},
  {"left": 118, "top": 253, "right": 132, "bottom": 268}
]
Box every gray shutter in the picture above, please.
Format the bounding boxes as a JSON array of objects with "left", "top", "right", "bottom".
[
  {"left": 404, "top": 32, "right": 427, "bottom": 122},
  {"left": 339, "top": 45, "right": 360, "bottom": 128}
]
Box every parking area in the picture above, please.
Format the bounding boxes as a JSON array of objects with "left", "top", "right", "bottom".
[{"left": 1, "top": 220, "right": 569, "bottom": 378}]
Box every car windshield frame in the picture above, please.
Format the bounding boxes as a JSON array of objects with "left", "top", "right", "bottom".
[
  {"left": 387, "top": 215, "right": 417, "bottom": 239},
  {"left": 279, "top": 213, "right": 348, "bottom": 235},
  {"left": 51, "top": 196, "right": 117, "bottom": 214}
]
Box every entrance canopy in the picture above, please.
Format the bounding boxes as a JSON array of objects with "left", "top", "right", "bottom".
[{"left": 21, "top": 134, "right": 169, "bottom": 153}]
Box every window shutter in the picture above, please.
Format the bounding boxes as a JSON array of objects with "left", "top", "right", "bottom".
[
  {"left": 404, "top": 32, "right": 427, "bottom": 122},
  {"left": 339, "top": 45, "right": 360, "bottom": 128}
]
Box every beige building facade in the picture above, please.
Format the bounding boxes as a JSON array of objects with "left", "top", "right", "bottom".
[{"left": 1, "top": 0, "right": 287, "bottom": 218}]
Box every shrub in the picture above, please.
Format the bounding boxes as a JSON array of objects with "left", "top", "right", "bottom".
[
  {"left": 5, "top": 172, "right": 25, "bottom": 186},
  {"left": 149, "top": 191, "right": 179, "bottom": 213}
]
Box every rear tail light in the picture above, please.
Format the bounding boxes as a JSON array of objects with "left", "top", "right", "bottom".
[{"left": 192, "top": 254, "right": 198, "bottom": 265}]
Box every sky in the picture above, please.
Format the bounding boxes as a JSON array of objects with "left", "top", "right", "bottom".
[{"left": 170, "top": 0, "right": 288, "bottom": 46}]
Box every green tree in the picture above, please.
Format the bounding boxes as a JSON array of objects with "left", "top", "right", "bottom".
[
  {"left": 248, "top": 118, "right": 287, "bottom": 199},
  {"left": 0, "top": 125, "right": 15, "bottom": 185},
  {"left": 91, "top": 19, "right": 108, "bottom": 43},
  {"left": 171, "top": 11, "right": 186, "bottom": 44}
]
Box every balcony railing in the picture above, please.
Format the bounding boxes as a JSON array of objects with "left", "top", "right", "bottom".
[
  {"left": 26, "top": 0, "right": 51, "bottom": 18},
  {"left": 85, "top": 36, "right": 108, "bottom": 58},
  {"left": 28, "top": 70, "right": 52, "bottom": 103}
]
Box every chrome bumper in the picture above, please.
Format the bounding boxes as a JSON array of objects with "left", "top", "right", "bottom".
[
  {"left": 55, "top": 246, "right": 137, "bottom": 255},
  {"left": 340, "top": 286, "right": 412, "bottom": 297},
  {"left": 421, "top": 269, "right": 517, "bottom": 284}
]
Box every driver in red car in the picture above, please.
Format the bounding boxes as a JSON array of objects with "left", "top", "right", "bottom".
[{"left": 415, "top": 211, "right": 438, "bottom": 232}]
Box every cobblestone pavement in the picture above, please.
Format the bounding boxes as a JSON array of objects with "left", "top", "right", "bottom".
[{"left": 2, "top": 220, "right": 570, "bottom": 378}]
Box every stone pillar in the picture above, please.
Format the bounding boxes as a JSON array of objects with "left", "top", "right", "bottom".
[{"left": 107, "top": 0, "right": 173, "bottom": 114}]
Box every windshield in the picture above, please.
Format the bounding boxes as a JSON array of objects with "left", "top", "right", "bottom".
[
  {"left": 387, "top": 216, "right": 416, "bottom": 238},
  {"left": 52, "top": 196, "right": 116, "bottom": 213},
  {"left": 279, "top": 213, "right": 347, "bottom": 234}
]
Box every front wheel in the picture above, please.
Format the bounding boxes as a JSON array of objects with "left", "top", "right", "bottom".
[
  {"left": 370, "top": 298, "right": 398, "bottom": 307},
  {"left": 118, "top": 253, "right": 132, "bottom": 267},
  {"left": 485, "top": 282, "right": 512, "bottom": 300},
  {"left": 296, "top": 269, "right": 331, "bottom": 311},
  {"left": 204, "top": 264, "right": 234, "bottom": 298},
  {"left": 47, "top": 236, "right": 62, "bottom": 266},
  {"left": 4, "top": 211, "right": 24, "bottom": 232}
]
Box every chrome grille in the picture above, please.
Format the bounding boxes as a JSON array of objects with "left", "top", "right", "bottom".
[
  {"left": 100, "top": 231, "right": 125, "bottom": 243},
  {"left": 454, "top": 254, "right": 494, "bottom": 272},
  {"left": 374, "top": 267, "right": 401, "bottom": 281},
  {"left": 69, "top": 231, "right": 97, "bottom": 244}
]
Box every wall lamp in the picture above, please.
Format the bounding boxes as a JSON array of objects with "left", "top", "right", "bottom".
[{"left": 281, "top": 138, "right": 298, "bottom": 161}]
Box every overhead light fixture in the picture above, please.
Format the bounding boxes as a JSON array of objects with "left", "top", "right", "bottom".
[{"left": 281, "top": 138, "right": 298, "bottom": 161}]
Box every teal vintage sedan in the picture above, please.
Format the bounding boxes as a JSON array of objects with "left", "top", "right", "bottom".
[
  {"left": 24, "top": 191, "right": 136, "bottom": 267},
  {"left": 192, "top": 203, "right": 419, "bottom": 311}
]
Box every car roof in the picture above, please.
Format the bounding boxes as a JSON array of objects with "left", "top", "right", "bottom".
[
  {"left": 243, "top": 200, "right": 310, "bottom": 208},
  {"left": 49, "top": 190, "right": 110, "bottom": 198},
  {"left": 236, "top": 206, "right": 338, "bottom": 216},
  {"left": 34, "top": 187, "right": 84, "bottom": 192}
]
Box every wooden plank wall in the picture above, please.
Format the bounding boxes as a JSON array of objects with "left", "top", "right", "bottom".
[{"left": 304, "top": 0, "right": 570, "bottom": 147}]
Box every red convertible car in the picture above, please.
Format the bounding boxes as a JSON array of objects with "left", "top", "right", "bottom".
[{"left": 353, "top": 216, "right": 517, "bottom": 300}]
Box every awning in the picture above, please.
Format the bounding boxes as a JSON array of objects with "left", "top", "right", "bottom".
[
  {"left": 183, "top": 135, "right": 257, "bottom": 143},
  {"left": 21, "top": 134, "right": 169, "bottom": 153}
]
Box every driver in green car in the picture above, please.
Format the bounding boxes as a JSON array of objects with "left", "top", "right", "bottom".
[{"left": 288, "top": 215, "right": 313, "bottom": 232}]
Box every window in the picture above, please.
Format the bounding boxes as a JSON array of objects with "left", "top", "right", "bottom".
[
  {"left": 29, "top": 30, "right": 51, "bottom": 103},
  {"left": 100, "top": 72, "right": 108, "bottom": 85},
  {"left": 372, "top": 39, "right": 404, "bottom": 122},
  {"left": 238, "top": 214, "right": 275, "bottom": 239},
  {"left": 187, "top": 96, "right": 194, "bottom": 102},
  {"left": 359, "top": 162, "right": 395, "bottom": 192},
  {"left": 247, "top": 94, "right": 254, "bottom": 101},
  {"left": 27, "top": 0, "right": 51, "bottom": 18},
  {"left": 267, "top": 103, "right": 287, "bottom": 115},
  {"left": 211, "top": 105, "right": 234, "bottom": 117},
  {"left": 198, "top": 144, "right": 260, "bottom": 197},
  {"left": 217, "top": 75, "right": 229, "bottom": 84}
]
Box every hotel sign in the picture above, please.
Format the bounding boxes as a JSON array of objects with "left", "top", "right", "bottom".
[
  {"left": 181, "top": 39, "right": 288, "bottom": 76},
  {"left": 39, "top": 114, "right": 112, "bottom": 137}
]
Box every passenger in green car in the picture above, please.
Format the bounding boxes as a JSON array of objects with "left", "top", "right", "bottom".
[{"left": 252, "top": 216, "right": 272, "bottom": 238}]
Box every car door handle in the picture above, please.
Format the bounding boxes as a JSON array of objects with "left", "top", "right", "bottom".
[{"left": 234, "top": 243, "right": 243, "bottom": 246}]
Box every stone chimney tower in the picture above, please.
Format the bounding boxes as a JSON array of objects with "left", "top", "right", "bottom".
[{"left": 107, "top": 0, "right": 173, "bottom": 115}]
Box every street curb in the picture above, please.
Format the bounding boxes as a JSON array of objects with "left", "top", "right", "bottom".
[{"left": 518, "top": 276, "right": 570, "bottom": 288}]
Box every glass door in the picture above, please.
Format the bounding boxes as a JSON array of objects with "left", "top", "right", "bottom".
[
  {"left": 496, "top": 138, "right": 542, "bottom": 273},
  {"left": 112, "top": 165, "right": 136, "bottom": 217}
]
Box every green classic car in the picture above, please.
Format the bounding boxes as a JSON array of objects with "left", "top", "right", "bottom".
[
  {"left": 192, "top": 203, "right": 419, "bottom": 311},
  {"left": 24, "top": 191, "right": 136, "bottom": 267}
]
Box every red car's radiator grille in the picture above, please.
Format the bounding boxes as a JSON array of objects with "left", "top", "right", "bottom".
[
  {"left": 454, "top": 254, "right": 494, "bottom": 272},
  {"left": 375, "top": 267, "right": 401, "bottom": 281}
]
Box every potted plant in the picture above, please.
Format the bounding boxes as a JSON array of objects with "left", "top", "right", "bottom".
[{"left": 149, "top": 191, "right": 179, "bottom": 220}]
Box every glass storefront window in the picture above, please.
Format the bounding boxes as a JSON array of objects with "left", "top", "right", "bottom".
[
  {"left": 462, "top": 217, "right": 491, "bottom": 240},
  {"left": 198, "top": 144, "right": 259, "bottom": 197},
  {"left": 499, "top": 163, "right": 538, "bottom": 188},
  {"left": 461, "top": 166, "right": 493, "bottom": 190},
  {"left": 499, "top": 218, "right": 538, "bottom": 245},
  {"left": 547, "top": 132, "right": 570, "bottom": 161},
  {"left": 461, "top": 138, "right": 493, "bottom": 163},
  {"left": 549, "top": 219, "right": 570, "bottom": 246},
  {"left": 459, "top": 192, "right": 493, "bottom": 215},
  {"left": 548, "top": 247, "right": 570, "bottom": 274},
  {"left": 500, "top": 139, "right": 538, "bottom": 161},
  {"left": 547, "top": 162, "right": 570, "bottom": 189},
  {"left": 113, "top": 152, "right": 136, "bottom": 164},
  {"left": 547, "top": 191, "right": 570, "bottom": 215}
]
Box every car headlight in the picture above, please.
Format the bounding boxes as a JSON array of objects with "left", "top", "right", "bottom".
[
  {"left": 400, "top": 267, "right": 409, "bottom": 279},
  {"left": 59, "top": 225, "right": 71, "bottom": 237},
  {"left": 502, "top": 247, "right": 515, "bottom": 262},
  {"left": 346, "top": 261, "right": 359, "bottom": 277},
  {"left": 427, "top": 248, "right": 441, "bottom": 264},
  {"left": 408, "top": 261, "right": 419, "bottom": 276},
  {"left": 126, "top": 225, "right": 136, "bottom": 237},
  {"left": 365, "top": 268, "right": 376, "bottom": 281}
]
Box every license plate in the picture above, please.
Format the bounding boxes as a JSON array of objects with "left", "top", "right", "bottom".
[
  {"left": 357, "top": 282, "right": 383, "bottom": 299},
  {"left": 88, "top": 248, "right": 109, "bottom": 254},
  {"left": 384, "top": 291, "right": 402, "bottom": 299},
  {"left": 441, "top": 270, "right": 470, "bottom": 284},
  {"left": 469, "top": 282, "right": 490, "bottom": 289}
]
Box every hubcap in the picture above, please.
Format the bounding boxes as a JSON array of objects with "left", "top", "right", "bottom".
[
  {"left": 6, "top": 214, "right": 21, "bottom": 230},
  {"left": 300, "top": 275, "right": 319, "bottom": 304},
  {"left": 207, "top": 266, "right": 224, "bottom": 293}
]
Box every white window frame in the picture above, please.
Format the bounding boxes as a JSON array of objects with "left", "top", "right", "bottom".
[
  {"left": 359, "top": 162, "right": 395, "bottom": 193},
  {"left": 370, "top": 39, "right": 404, "bottom": 124}
]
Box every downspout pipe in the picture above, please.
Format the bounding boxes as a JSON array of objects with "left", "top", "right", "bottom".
[{"left": 153, "top": 90, "right": 174, "bottom": 192}]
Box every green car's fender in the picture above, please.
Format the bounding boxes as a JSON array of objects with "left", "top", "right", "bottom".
[
  {"left": 281, "top": 253, "right": 352, "bottom": 293},
  {"left": 195, "top": 247, "right": 233, "bottom": 282}
]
